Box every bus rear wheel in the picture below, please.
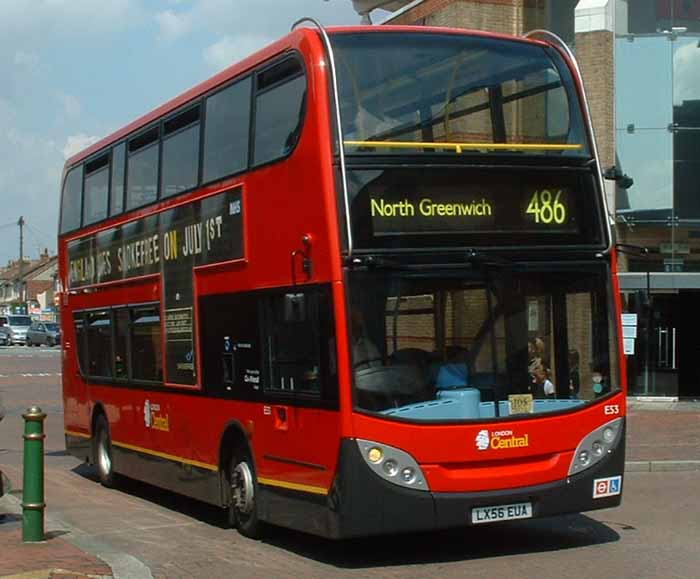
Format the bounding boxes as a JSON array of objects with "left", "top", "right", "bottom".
[
  {"left": 93, "top": 415, "right": 116, "bottom": 488},
  {"left": 228, "top": 450, "right": 262, "bottom": 539}
]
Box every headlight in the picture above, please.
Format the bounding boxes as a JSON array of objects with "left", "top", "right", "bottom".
[
  {"left": 400, "top": 467, "right": 416, "bottom": 484},
  {"left": 367, "top": 447, "right": 383, "bottom": 463},
  {"left": 357, "top": 439, "right": 430, "bottom": 491},
  {"left": 382, "top": 459, "right": 399, "bottom": 477},
  {"left": 568, "top": 417, "right": 623, "bottom": 476}
]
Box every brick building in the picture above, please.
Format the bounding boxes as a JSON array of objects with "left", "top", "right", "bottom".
[
  {"left": 348, "top": 0, "right": 700, "bottom": 399},
  {"left": 0, "top": 251, "right": 58, "bottom": 315}
]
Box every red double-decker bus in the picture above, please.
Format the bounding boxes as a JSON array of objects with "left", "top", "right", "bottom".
[{"left": 60, "top": 22, "right": 626, "bottom": 539}]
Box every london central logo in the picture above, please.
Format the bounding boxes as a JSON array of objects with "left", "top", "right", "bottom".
[
  {"left": 475, "top": 429, "right": 529, "bottom": 451},
  {"left": 475, "top": 429, "right": 490, "bottom": 450}
]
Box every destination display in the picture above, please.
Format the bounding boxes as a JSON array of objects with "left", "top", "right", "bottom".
[
  {"left": 67, "top": 186, "right": 244, "bottom": 385},
  {"left": 369, "top": 186, "right": 576, "bottom": 236},
  {"left": 348, "top": 168, "right": 603, "bottom": 249}
]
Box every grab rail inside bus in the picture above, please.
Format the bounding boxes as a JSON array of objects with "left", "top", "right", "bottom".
[
  {"left": 343, "top": 140, "right": 583, "bottom": 152},
  {"left": 291, "top": 17, "right": 354, "bottom": 258},
  {"left": 525, "top": 29, "right": 613, "bottom": 252}
]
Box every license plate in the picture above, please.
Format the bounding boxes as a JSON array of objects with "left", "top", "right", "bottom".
[{"left": 471, "top": 502, "right": 533, "bottom": 524}]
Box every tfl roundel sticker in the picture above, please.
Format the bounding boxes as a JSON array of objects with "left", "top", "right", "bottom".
[{"left": 593, "top": 475, "right": 622, "bottom": 499}]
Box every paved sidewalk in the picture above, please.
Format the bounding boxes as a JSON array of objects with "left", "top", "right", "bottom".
[
  {"left": 626, "top": 399, "right": 700, "bottom": 471},
  {"left": 0, "top": 501, "right": 112, "bottom": 579}
]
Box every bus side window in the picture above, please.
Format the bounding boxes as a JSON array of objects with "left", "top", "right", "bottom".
[
  {"left": 60, "top": 165, "right": 83, "bottom": 233},
  {"left": 87, "top": 310, "right": 113, "bottom": 378},
  {"left": 199, "top": 292, "right": 262, "bottom": 398},
  {"left": 131, "top": 307, "right": 162, "bottom": 382},
  {"left": 73, "top": 312, "right": 88, "bottom": 375},
  {"left": 262, "top": 286, "right": 337, "bottom": 402},
  {"left": 253, "top": 57, "right": 306, "bottom": 166},
  {"left": 264, "top": 292, "right": 320, "bottom": 395}
]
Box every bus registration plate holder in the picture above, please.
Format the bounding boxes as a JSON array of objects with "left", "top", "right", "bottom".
[{"left": 471, "top": 502, "right": 532, "bottom": 524}]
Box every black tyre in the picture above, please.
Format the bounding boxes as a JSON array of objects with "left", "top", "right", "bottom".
[
  {"left": 26, "top": 338, "right": 32, "bottom": 347},
  {"left": 93, "top": 415, "right": 116, "bottom": 487},
  {"left": 228, "top": 448, "right": 262, "bottom": 539},
  {"left": 47, "top": 337, "right": 54, "bottom": 347}
]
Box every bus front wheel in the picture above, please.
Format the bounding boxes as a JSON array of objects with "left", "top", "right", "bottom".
[
  {"left": 93, "top": 415, "right": 116, "bottom": 488},
  {"left": 228, "top": 450, "right": 262, "bottom": 539}
]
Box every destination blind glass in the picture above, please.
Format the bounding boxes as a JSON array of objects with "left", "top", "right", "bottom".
[{"left": 347, "top": 168, "right": 603, "bottom": 249}]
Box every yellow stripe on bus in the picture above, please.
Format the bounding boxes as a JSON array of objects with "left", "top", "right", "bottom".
[
  {"left": 65, "top": 429, "right": 91, "bottom": 439},
  {"left": 344, "top": 140, "right": 583, "bottom": 152},
  {"left": 66, "top": 430, "right": 328, "bottom": 494},
  {"left": 111, "top": 440, "right": 219, "bottom": 472},
  {"left": 257, "top": 477, "right": 329, "bottom": 496}
]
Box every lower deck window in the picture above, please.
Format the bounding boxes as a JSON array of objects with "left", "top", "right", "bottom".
[
  {"left": 73, "top": 304, "right": 162, "bottom": 383},
  {"left": 131, "top": 307, "right": 162, "bottom": 382},
  {"left": 87, "top": 311, "right": 113, "bottom": 377}
]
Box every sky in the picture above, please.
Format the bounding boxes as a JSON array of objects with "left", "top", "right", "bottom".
[{"left": 0, "top": 0, "right": 372, "bottom": 267}]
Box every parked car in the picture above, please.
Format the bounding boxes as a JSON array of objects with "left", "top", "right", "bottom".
[
  {"left": 0, "top": 315, "right": 32, "bottom": 345},
  {"left": 0, "top": 326, "right": 9, "bottom": 346},
  {"left": 26, "top": 322, "right": 61, "bottom": 347}
]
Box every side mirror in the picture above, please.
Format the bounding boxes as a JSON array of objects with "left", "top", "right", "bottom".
[{"left": 603, "top": 166, "right": 634, "bottom": 189}]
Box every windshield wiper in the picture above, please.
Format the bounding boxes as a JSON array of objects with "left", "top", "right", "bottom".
[
  {"left": 464, "top": 249, "right": 513, "bottom": 268},
  {"left": 347, "top": 250, "right": 513, "bottom": 270}
]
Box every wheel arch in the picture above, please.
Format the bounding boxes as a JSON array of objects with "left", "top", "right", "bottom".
[
  {"left": 218, "top": 420, "right": 254, "bottom": 506},
  {"left": 90, "top": 402, "right": 108, "bottom": 462}
]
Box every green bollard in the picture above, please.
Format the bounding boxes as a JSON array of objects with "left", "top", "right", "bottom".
[{"left": 22, "top": 406, "right": 46, "bottom": 542}]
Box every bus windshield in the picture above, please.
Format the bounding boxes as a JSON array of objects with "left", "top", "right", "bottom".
[
  {"left": 331, "top": 32, "right": 589, "bottom": 157},
  {"left": 349, "top": 263, "right": 617, "bottom": 421}
]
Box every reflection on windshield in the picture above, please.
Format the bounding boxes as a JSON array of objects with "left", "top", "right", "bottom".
[
  {"left": 8, "top": 317, "right": 31, "bottom": 326},
  {"left": 331, "top": 32, "right": 588, "bottom": 157},
  {"left": 349, "top": 265, "right": 617, "bottom": 421}
]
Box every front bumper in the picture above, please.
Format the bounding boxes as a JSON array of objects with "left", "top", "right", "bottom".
[{"left": 330, "top": 422, "right": 625, "bottom": 538}]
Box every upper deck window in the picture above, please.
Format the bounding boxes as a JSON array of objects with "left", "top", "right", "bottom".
[
  {"left": 162, "top": 106, "right": 201, "bottom": 198},
  {"left": 60, "top": 165, "right": 83, "bottom": 234},
  {"left": 253, "top": 57, "right": 306, "bottom": 166},
  {"left": 203, "top": 76, "right": 251, "bottom": 183},
  {"left": 127, "top": 126, "right": 159, "bottom": 211},
  {"left": 330, "top": 32, "right": 589, "bottom": 158},
  {"left": 110, "top": 142, "right": 126, "bottom": 216},
  {"left": 83, "top": 153, "right": 110, "bottom": 226}
]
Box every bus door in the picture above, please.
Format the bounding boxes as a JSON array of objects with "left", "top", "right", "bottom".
[{"left": 256, "top": 288, "right": 340, "bottom": 497}]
